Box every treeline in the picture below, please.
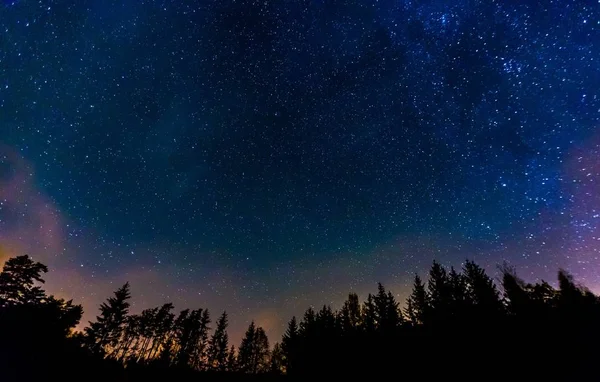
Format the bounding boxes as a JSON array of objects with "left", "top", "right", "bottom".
[
  {"left": 1, "top": 255, "right": 599, "bottom": 380},
  {"left": 84, "top": 282, "right": 270, "bottom": 374}
]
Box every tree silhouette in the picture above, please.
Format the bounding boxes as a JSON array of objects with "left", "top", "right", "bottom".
[
  {"left": 0, "top": 255, "right": 82, "bottom": 336},
  {"left": 281, "top": 316, "right": 298, "bottom": 374},
  {"left": 207, "top": 311, "right": 229, "bottom": 371},
  {"left": 339, "top": 293, "right": 362, "bottom": 332},
  {"left": 374, "top": 283, "right": 402, "bottom": 332},
  {"left": 0, "top": 255, "right": 48, "bottom": 307},
  {"left": 115, "top": 313, "right": 142, "bottom": 362},
  {"left": 172, "top": 308, "right": 211, "bottom": 369},
  {"left": 158, "top": 338, "right": 175, "bottom": 367},
  {"left": 43, "top": 297, "right": 84, "bottom": 337},
  {"left": 269, "top": 342, "right": 284, "bottom": 374},
  {"left": 253, "top": 327, "right": 270, "bottom": 373},
  {"left": 427, "top": 261, "right": 452, "bottom": 321},
  {"left": 0, "top": 255, "right": 83, "bottom": 382},
  {"left": 194, "top": 309, "right": 211, "bottom": 369},
  {"left": 238, "top": 321, "right": 270, "bottom": 374},
  {"left": 226, "top": 345, "right": 237, "bottom": 372},
  {"left": 300, "top": 307, "right": 316, "bottom": 333},
  {"left": 405, "top": 275, "right": 429, "bottom": 325},
  {"left": 362, "top": 294, "right": 376, "bottom": 333},
  {"left": 238, "top": 321, "right": 258, "bottom": 373},
  {"left": 148, "top": 303, "right": 175, "bottom": 360},
  {"left": 85, "top": 282, "right": 131, "bottom": 356},
  {"left": 128, "top": 307, "right": 153, "bottom": 362},
  {"left": 316, "top": 305, "right": 336, "bottom": 334},
  {"left": 448, "top": 266, "right": 468, "bottom": 318},
  {"left": 463, "top": 260, "right": 502, "bottom": 316},
  {"left": 6, "top": 253, "right": 600, "bottom": 379}
]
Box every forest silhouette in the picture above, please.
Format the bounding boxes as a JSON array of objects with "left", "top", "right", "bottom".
[{"left": 0, "top": 254, "right": 597, "bottom": 381}]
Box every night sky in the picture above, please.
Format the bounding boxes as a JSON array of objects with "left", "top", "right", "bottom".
[{"left": 1, "top": 0, "right": 599, "bottom": 341}]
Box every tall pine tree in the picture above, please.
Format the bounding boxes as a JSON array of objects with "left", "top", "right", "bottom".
[
  {"left": 85, "top": 282, "right": 131, "bottom": 355},
  {"left": 281, "top": 316, "right": 298, "bottom": 374},
  {"left": 238, "top": 321, "right": 270, "bottom": 374},
  {"left": 405, "top": 275, "right": 429, "bottom": 326},
  {"left": 207, "top": 311, "right": 229, "bottom": 371}
]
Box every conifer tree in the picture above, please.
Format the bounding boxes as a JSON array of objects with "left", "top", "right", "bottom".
[
  {"left": 173, "top": 308, "right": 211, "bottom": 369},
  {"left": 148, "top": 302, "right": 175, "bottom": 359},
  {"left": 363, "top": 294, "right": 377, "bottom": 332},
  {"left": 253, "top": 327, "right": 270, "bottom": 373},
  {"left": 405, "top": 275, "right": 429, "bottom": 325},
  {"left": 85, "top": 282, "right": 131, "bottom": 355},
  {"left": 449, "top": 266, "right": 468, "bottom": 311},
  {"left": 428, "top": 261, "right": 451, "bottom": 310},
  {"left": 226, "top": 345, "right": 237, "bottom": 372},
  {"left": 238, "top": 321, "right": 270, "bottom": 374},
  {"left": 281, "top": 316, "right": 298, "bottom": 374},
  {"left": 269, "top": 342, "right": 284, "bottom": 374},
  {"left": 463, "top": 260, "right": 502, "bottom": 315},
  {"left": 374, "top": 283, "right": 402, "bottom": 332},
  {"left": 340, "top": 293, "right": 362, "bottom": 331},
  {"left": 194, "top": 309, "right": 211, "bottom": 369},
  {"left": 427, "top": 261, "right": 454, "bottom": 327},
  {"left": 0, "top": 255, "right": 48, "bottom": 307},
  {"left": 238, "top": 321, "right": 256, "bottom": 373},
  {"left": 316, "top": 305, "right": 336, "bottom": 333},
  {"left": 299, "top": 307, "right": 316, "bottom": 334},
  {"left": 207, "top": 311, "right": 229, "bottom": 371}
]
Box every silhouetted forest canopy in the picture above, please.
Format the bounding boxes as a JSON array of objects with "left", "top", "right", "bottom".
[{"left": 1, "top": 254, "right": 598, "bottom": 381}]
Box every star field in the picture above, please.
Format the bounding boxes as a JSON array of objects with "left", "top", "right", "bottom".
[{"left": 0, "top": 0, "right": 599, "bottom": 341}]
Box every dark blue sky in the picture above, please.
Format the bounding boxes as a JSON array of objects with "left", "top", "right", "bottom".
[{"left": 1, "top": 0, "right": 598, "bottom": 340}]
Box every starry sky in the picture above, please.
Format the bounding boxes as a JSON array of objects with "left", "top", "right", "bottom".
[{"left": 0, "top": 0, "right": 599, "bottom": 342}]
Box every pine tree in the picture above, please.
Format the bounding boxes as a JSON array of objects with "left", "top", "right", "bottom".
[
  {"left": 269, "top": 342, "right": 284, "bottom": 374},
  {"left": 316, "top": 305, "right": 336, "bottom": 333},
  {"left": 116, "top": 313, "right": 141, "bottom": 362},
  {"left": 0, "top": 255, "right": 83, "bottom": 336},
  {"left": 0, "top": 255, "right": 48, "bottom": 307},
  {"left": 558, "top": 269, "right": 583, "bottom": 307},
  {"left": 500, "top": 264, "right": 530, "bottom": 316},
  {"left": 281, "top": 316, "right": 298, "bottom": 374},
  {"left": 339, "top": 293, "right": 362, "bottom": 332},
  {"left": 253, "top": 327, "right": 270, "bottom": 373},
  {"left": 226, "top": 345, "right": 237, "bottom": 372},
  {"left": 172, "top": 308, "right": 190, "bottom": 360},
  {"left": 463, "top": 260, "right": 502, "bottom": 315},
  {"left": 299, "top": 307, "right": 316, "bottom": 335},
  {"left": 387, "top": 291, "right": 402, "bottom": 326},
  {"left": 42, "top": 296, "right": 84, "bottom": 337},
  {"left": 238, "top": 321, "right": 270, "bottom": 374},
  {"left": 238, "top": 321, "right": 256, "bottom": 373},
  {"left": 427, "top": 261, "right": 454, "bottom": 327},
  {"left": 428, "top": 261, "right": 451, "bottom": 310},
  {"left": 136, "top": 307, "right": 158, "bottom": 361},
  {"left": 373, "top": 283, "right": 402, "bottom": 332},
  {"left": 195, "top": 309, "right": 211, "bottom": 369},
  {"left": 405, "top": 274, "right": 429, "bottom": 325},
  {"left": 207, "top": 311, "right": 229, "bottom": 371},
  {"left": 449, "top": 266, "right": 468, "bottom": 309},
  {"left": 148, "top": 303, "right": 175, "bottom": 360},
  {"left": 173, "top": 308, "right": 211, "bottom": 369},
  {"left": 85, "top": 282, "right": 131, "bottom": 355},
  {"left": 363, "top": 294, "right": 376, "bottom": 332}
]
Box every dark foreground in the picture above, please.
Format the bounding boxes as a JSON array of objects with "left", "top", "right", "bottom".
[{"left": 1, "top": 255, "right": 599, "bottom": 380}]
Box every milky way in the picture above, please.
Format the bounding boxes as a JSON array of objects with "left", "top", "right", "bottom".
[{"left": 0, "top": 0, "right": 599, "bottom": 341}]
